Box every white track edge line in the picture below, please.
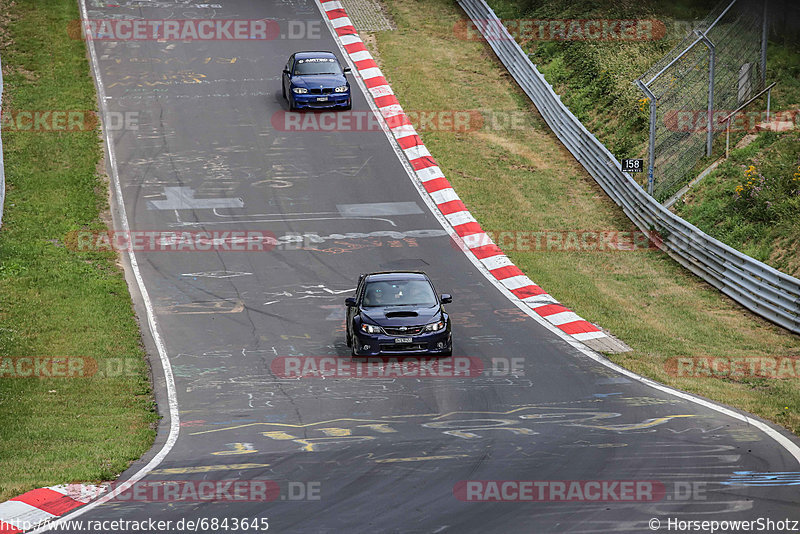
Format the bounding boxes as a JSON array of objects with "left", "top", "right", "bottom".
[
  {"left": 30, "top": 1, "right": 182, "bottom": 531},
  {"left": 315, "top": 1, "right": 800, "bottom": 466}
]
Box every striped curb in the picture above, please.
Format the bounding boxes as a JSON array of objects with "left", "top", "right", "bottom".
[
  {"left": 319, "top": 0, "right": 619, "bottom": 349},
  {"left": 0, "top": 485, "right": 105, "bottom": 533}
]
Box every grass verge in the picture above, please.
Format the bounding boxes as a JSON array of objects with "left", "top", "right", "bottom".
[
  {"left": 0, "top": 0, "right": 157, "bottom": 501},
  {"left": 368, "top": 0, "right": 799, "bottom": 434}
]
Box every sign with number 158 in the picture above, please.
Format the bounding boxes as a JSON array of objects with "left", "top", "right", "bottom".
[{"left": 622, "top": 159, "right": 644, "bottom": 173}]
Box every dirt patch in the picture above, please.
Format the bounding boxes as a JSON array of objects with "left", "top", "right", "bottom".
[
  {"left": 473, "top": 131, "right": 548, "bottom": 171},
  {"left": 0, "top": 0, "right": 16, "bottom": 49},
  {"left": 769, "top": 237, "right": 800, "bottom": 278},
  {"left": 361, "top": 32, "right": 382, "bottom": 67}
]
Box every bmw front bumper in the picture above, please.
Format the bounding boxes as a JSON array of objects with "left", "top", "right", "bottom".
[{"left": 293, "top": 92, "right": 350, "bottom": 109}]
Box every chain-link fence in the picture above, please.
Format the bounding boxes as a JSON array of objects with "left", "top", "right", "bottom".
[{"left": 636, "top": 0, "right": 768, "bottom": 202}]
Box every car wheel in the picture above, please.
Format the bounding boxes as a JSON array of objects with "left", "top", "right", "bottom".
[
  {"left": 282, "top": 82, "right": 286, "bottom": 99},
  {"left": 346, "top": 328, "right": 352, "bottom": 347},
  {"left": 343, "top": 99, "right": 352, "bottom": 111},
  {"left": 442, "top": 343, "right": 452, "bottom": 357},
  {"left": 350, "top": 335, "right": 358, "bottom": 357}
]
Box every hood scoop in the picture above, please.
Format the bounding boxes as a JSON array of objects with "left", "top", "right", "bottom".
[{"left": 385, "top": 311, "right": 419, "bottom": 318}]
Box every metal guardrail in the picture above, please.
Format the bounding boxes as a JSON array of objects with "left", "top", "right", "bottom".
[
  {"left": 458, "top": 0, "right": 800, "bottom": 335},
  {"left": 0, "top": 55, "right": 5, "bottom": 230}
]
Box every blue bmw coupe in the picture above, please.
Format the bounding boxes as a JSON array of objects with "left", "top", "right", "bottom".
[{"left": 282, "top": 51, "right": 351, "bottom": 110}]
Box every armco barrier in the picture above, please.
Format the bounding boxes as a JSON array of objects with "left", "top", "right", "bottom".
[{"left": 458, "top": 0, "right": 800, "bottom": 335}]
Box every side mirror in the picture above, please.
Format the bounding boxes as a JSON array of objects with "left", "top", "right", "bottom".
[
  {"left": 345, "top": 297, "right": 357, "bottom": 307},
  {"left": 283, "top": 69, "right": 290, "bottom": 75},
  {"left": 343, "top": 66, "right": 351, "bottom": 73},
  {"left": 440, "top": 294, "right": 452, "bottom": 304}
]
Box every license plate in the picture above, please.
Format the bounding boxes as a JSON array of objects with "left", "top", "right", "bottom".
[
  {"left": 395, "top": 337, "right": 413, "bottom": 344},
  {"left": 317, "top": 96, "right": 328, "bottom": 101}
]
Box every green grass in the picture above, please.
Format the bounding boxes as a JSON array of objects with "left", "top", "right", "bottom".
[
  {"left": 0, "top": 0, "right": 157, "bottom": 500},
  {"left": 371, "top": 0, "right": 799, "bottom": 435},
  {"left": 673, "top": 129, "right": 800, "bottom": 277}
]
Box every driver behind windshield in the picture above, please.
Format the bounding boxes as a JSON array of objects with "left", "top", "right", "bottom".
[
  {"left": 364, "top": 280, "right": 437, "bottom": 306},
  {"left": 294, "top": 58, "right": 342, "bottom": 76}
]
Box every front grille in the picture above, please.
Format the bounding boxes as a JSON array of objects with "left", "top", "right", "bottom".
[
  {"left": 382, "top": 326, "right": 424, "bottom": 336},
  {"left": 308, "top": 87, "right": 334, "bottom": 95},
  {"left": 380, "top": 343, "right": 426, "bottom": 352}
]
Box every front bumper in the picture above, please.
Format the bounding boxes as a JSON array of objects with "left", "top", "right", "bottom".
[
  {"left": 292, "top": 92, "right": 350, "bottom": 109},
  {"left": 352, "top": 329, "right": 452, "bottom": 356}
]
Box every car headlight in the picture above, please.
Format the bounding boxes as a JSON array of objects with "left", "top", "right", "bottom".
[
  {"left": 334, "top": 85, "right": 348, "bottom": 93},
  {"left": 424, "top": 321, "right": 445, "bottom": 332},
  {"left": 292, "top": 87, "right": 308, "bottom": 94},
  {"left": 361, "top": 323, "right": 381, "bottom": 334}
]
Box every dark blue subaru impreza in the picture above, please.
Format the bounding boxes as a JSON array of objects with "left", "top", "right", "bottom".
[
  {"left": 345, "top": 271, "right": 453, "bottom": 357},
  {"left": 282, "top": 51, "right": 351, "bottom": 110}
]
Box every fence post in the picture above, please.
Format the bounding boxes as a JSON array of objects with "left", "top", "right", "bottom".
[
  {"left": 766, "top": 85, "right": 771, "bottom": 121},
  {"left": 760, "top": 0, "right": 768, "bottom": 88},
  {"left": 697, "top": 32, "right": 716, "bottom": 157},
  {"left": 725, "top": 118, "right": 731, "bottom": 158},
  {"left": 636, "top": 80, "right": 657, "bottom": 196}
]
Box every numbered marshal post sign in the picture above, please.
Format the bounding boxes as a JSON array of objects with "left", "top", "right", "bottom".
[{"left": 622, "top": 159, "right": 644, "bottom": 173}]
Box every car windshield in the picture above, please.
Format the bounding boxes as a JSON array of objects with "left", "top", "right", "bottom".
[
  {"left": 294, "top": 58, "right": 341, "bottom": 76},
  {"left": 362, "top": 280, "right": 438, "bottom": 307}
]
